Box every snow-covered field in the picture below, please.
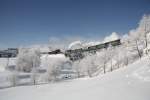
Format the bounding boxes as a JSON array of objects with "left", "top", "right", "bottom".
[
  {"left": 0, "top": 56, "right": 150, "bottom": 100},
  {"left": 0, "top": 58, "right": 16, "bottom": 72}
]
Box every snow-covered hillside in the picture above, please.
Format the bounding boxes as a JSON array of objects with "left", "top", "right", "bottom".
[
  {"left": 0, "top": 14, "right": 150, "bottom": 100},
  {"left": 0, "top": 56, "right": 150, "bottom": 100}
]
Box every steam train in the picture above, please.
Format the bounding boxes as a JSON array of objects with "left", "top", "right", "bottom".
[{"left": 65, "top": 39, "right": 121, "bottom": 61}]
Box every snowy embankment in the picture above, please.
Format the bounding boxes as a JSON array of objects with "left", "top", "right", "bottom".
[{"left": 0, "top": 56, "right": 150, "bottom": 100}]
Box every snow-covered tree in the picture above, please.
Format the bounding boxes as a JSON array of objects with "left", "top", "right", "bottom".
[
  {"left": 45, "top": 55, "right": 69, "bottom": 81},
  {"left": 8, "top": 71, "right": 18, "bottom": 87},
  {"left": 128, "top": 29, "right": 143, "bottom": 59},
  {"left": 46, "top": 62, "right": 61, "bottom": 81},
  {"left": 128, "top": 14, "right": 150, "bottom": 57},
  {"left": 138, "top": 14, "right": 150, "bottom": 48},
  {"left": 16, "top": 48, "right": 41, "bottom": 72},
  {"left": 106, "top": 45, "right": 116, "bottom": 71},
  {"left": 96, "top": 49, "right": 110, "bottom": 74},
  {"left": 31, "top": 67, "right": 38, "bottom": 85},
  {"left": 72, "top": 60, "right": 82, "bottom": 77},
  {"left": 72, "top": 54, "right": 99, "bottom": 77}
]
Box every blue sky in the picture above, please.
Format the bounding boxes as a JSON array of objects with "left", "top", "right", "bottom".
[{"left": 0, "top": 0, "right": 150, "bottom": 48}]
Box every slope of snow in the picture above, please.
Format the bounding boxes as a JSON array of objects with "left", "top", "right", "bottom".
[{"left": 0, "top": 56, "right": 150, "bottom": 100}]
